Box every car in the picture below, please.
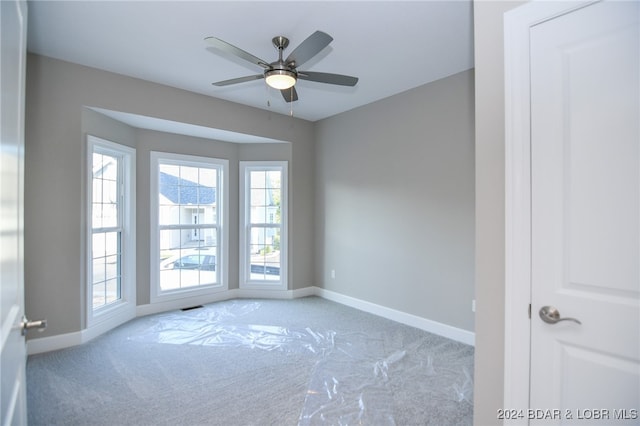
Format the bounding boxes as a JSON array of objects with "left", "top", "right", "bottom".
[
  {"left": 160, "top": 249, "right": 216, "bottom": 271},
  {"left": 250, "top": 264, "right": 280, "bottom": 276}
]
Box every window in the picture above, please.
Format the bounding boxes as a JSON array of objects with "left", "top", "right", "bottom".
[
  {"left": 150, "top": 152, "right": 228, "bottom": 302},
  {"left": 239, "top": 161, "right": 288, "bottom": 290},
  {"left": 87, "top": 136, "right": 135, "bottom": 325}
]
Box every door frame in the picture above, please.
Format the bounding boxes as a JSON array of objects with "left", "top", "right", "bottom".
[
  {"left": 503, "top": 0, "right": 597, "bottom": 418},
  {"left": 0, "top": 0, "right": 28, "bottom": 423}
]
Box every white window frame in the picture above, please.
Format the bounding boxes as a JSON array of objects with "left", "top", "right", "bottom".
[
  {"left": 239, "top": 161, "right": 288, "bottom": 291},
  {"left": 150, "top": 152, "right": 229, "bottom": 303},
  {"left": 86, "top": 135, "right": 136, "bottom": 327}
]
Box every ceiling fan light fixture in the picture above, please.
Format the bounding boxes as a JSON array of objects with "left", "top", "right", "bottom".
[{"left": 265, "top": 69, "right": 296, "bottom": 90}]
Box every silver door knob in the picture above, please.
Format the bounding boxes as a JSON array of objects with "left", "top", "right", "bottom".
[
  {"left": 21, "top": 316, "right": 47, "bottom": 336},
  {"left": 539, "top": 306, "right": 582, "bottom": 325}
]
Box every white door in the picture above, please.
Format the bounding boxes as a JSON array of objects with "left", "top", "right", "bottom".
[
  {"left": 1, "top": 0, "right": 28, "bottom": 424},
  {"left": 530, "top": 1, "right": 639, "bottom": 423}
]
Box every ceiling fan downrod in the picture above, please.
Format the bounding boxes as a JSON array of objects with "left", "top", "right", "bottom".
[{"left": 265, "top": 36, "right": 297, "bottom": 89}]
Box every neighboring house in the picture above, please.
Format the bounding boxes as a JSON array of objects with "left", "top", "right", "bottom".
[{"left": 158, "top": 171, "right": 217, "bottom": 250}]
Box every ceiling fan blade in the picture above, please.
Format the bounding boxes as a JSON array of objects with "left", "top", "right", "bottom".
[
  {"left": 212, "top": 74, "right": 264, "bottom": 87},
  {"left": 298, "top": 71, "right": 358, "bottom": 87},
  {"left": 281, "top": 86, "right": 298, "bottom": 103},
  {"left": 285, "top": 31, "right": 333, "bottom": 68},
  {"left": 205, "top": 37, "right": 270, "bottom": 69}
]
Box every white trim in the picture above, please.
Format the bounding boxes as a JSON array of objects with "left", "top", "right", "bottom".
[
  {"left": 149, "top": 151, "right": 229, "bottom": 304},
  {"left": 86, "top": 135, "right": 137, "bottom": 329},
  {"left": 235, "top": 287, "right": 311, "bottom": 300},
  {"left": 137, "top": 289, "right": 238, "bottom": 317},
  {"left": 29, "top": 286, "right": 475, "bottom": 353},
  {"left": 27, "top": 308, "right": 135, "bottom": 355},
  {"left": 136, "top": 287, "right": 315, "bottom": 317},
  {"left": 503, "top": 0, "right": 595, "bottom": 418},
  {"left": 27, "top": 331, "right": 83, "bottom": 355},
  {"left": 316, "top": 288, "right": 475, "bottom": 346},
  {"left": 239, "top": 161, "right": 289, "bottom": 291}
]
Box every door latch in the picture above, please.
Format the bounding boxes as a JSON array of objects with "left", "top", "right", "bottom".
[{"left": 21, "top": 316, "right": 47, "bottom": 336}]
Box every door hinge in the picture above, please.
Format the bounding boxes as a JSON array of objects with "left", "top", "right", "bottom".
[{"left": 528, "top": 303, "right": 532, "bottom": 319}]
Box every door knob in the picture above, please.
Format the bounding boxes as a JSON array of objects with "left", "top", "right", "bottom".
[
  {"left": 539, "top": 306, "right": 582, "bottom": 325},
  {"left": 21, "top": 316, "right": 47, "bottom": 336}
]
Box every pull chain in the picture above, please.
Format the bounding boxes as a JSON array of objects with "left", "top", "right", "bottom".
[{"left": 290, "top": 87, "right": 294, "bottom": 117}]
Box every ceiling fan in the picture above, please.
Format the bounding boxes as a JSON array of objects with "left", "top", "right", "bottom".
[{"left": 204, "top": 30, "right": 358, "bottom": 103}]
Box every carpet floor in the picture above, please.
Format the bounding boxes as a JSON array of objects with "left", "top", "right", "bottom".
[{"left": 27, "top": 296, "right": 474, "bottom": 425}]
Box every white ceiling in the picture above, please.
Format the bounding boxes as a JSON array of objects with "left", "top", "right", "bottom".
[{"left": 27, "top": 1, "right": 474, "bottom": 123}]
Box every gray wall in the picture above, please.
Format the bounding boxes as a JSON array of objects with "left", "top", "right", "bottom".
[
  {"left": 314, "top": 70, "right": 475, "bottom": 332},
  {"left": 25, "top": 54, "right": 314, "bottom": 337},
  {"left": 23, "top": 6, "right": 549, "bottom": 421},
  {"left": 473, "top": 2, "right": 526, "bottom": 425}
]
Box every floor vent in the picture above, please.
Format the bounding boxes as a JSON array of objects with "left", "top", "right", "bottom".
[{"left": 181, "top": 305, "right": 204, "bottom": 312}]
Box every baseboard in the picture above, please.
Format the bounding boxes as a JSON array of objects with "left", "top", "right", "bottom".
[
  {"left": 315, "top": 288, "right": 475, "bottom": 346},
  {"left": 27, "top": 285, "right": 474, "bottom": 354},
  {"left": 136, "top": 290, "right": 240, "bottom": 317},
  {"left": 135, "top": 287, "right": 316, "bottom": 316},
  {"left": 27, "top": 309, "right": 135, "bottom": 355},
  {"left": 27, "top": 331, "right": 83, "bottom": 355},
  {"left": 235, "top": 286, "right": 316, "bottom": 300}
]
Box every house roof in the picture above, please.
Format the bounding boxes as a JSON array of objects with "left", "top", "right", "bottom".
[{"left": 159, "top": 172, "right": 216, "bottom": 205}]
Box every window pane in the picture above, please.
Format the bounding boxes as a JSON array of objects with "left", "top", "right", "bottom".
[
  {"left": 266, "top": 170, "right": 281, "bottom": 189},
  {"left": 92, "top": 180, "right": 102, "bottom": 204},
  {"left": 101, "top": 155, "right": 118, "bottom": 181},
  {"left": 92, "top": 233, "right": 105, "bottom": 258},
  {"left": 103, "top": 179, "right": 117, "bottom": 204},
  {"left": 102, "top": 204, "right": 118, "bottom": 228},
  {"left": 105, "top": 232, "right": 119, "bottom": 256},
  {"left": 159, "top": 163, "right": 217, "bottom": 226},
  {"left": 180, "top": 166, "right": 199, "bottom": 186},
  {"left": 93, "top": 283, "right": 106, "bottom": 309},
  {"left": 249, "top": 226, "right": 281, "bottom": 281},
  {"left": 159, "top": 203, "right": 180, "bottom": 226},
  {"left": 265, "top": 262, "right": 281, "bottom": 281},
  {"left": 249, "top": 170, "right": 281, "bottom": 225},
  {"left": 250, "top": 188, "right": 267, "bottom": 224},
  {"left": 158, "top": 227, "right": 218, "bottom": 291},
  {"left": 105, "top": 255, "right": 119, "bottom": 280},
  {"left": 93, "top": 258, "right": 106, "bottom": 284},
  {"left": 199, "top": 168, "right": 217, "bottom": 187},
  {"left": 160, "top": 163, "right": 179, "bottom": 178},
  {"left": 105, "top": 278, "right": 119, "bottom": 304},
  {"left": 93, "top": 153, "right": 103, "bottom": 172},
  {"left": 91, "top": 230, "right": 121, "bottom": 310},
  {"left": 91, "top": 204, "right": 102, "bottom": 229},
  {"left": 250, "top": 189, "right": 265, "bottom": 206},
  {"left": 250, "top": 170, "right": 267, "bottom": 188}
]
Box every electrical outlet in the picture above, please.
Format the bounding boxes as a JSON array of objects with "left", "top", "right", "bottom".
[
  {"left": 472, "top": 299, "right": 476, "bottom": 313},
  {"left": 331, "top": 269, "right": 336, "bottom": 279}
]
